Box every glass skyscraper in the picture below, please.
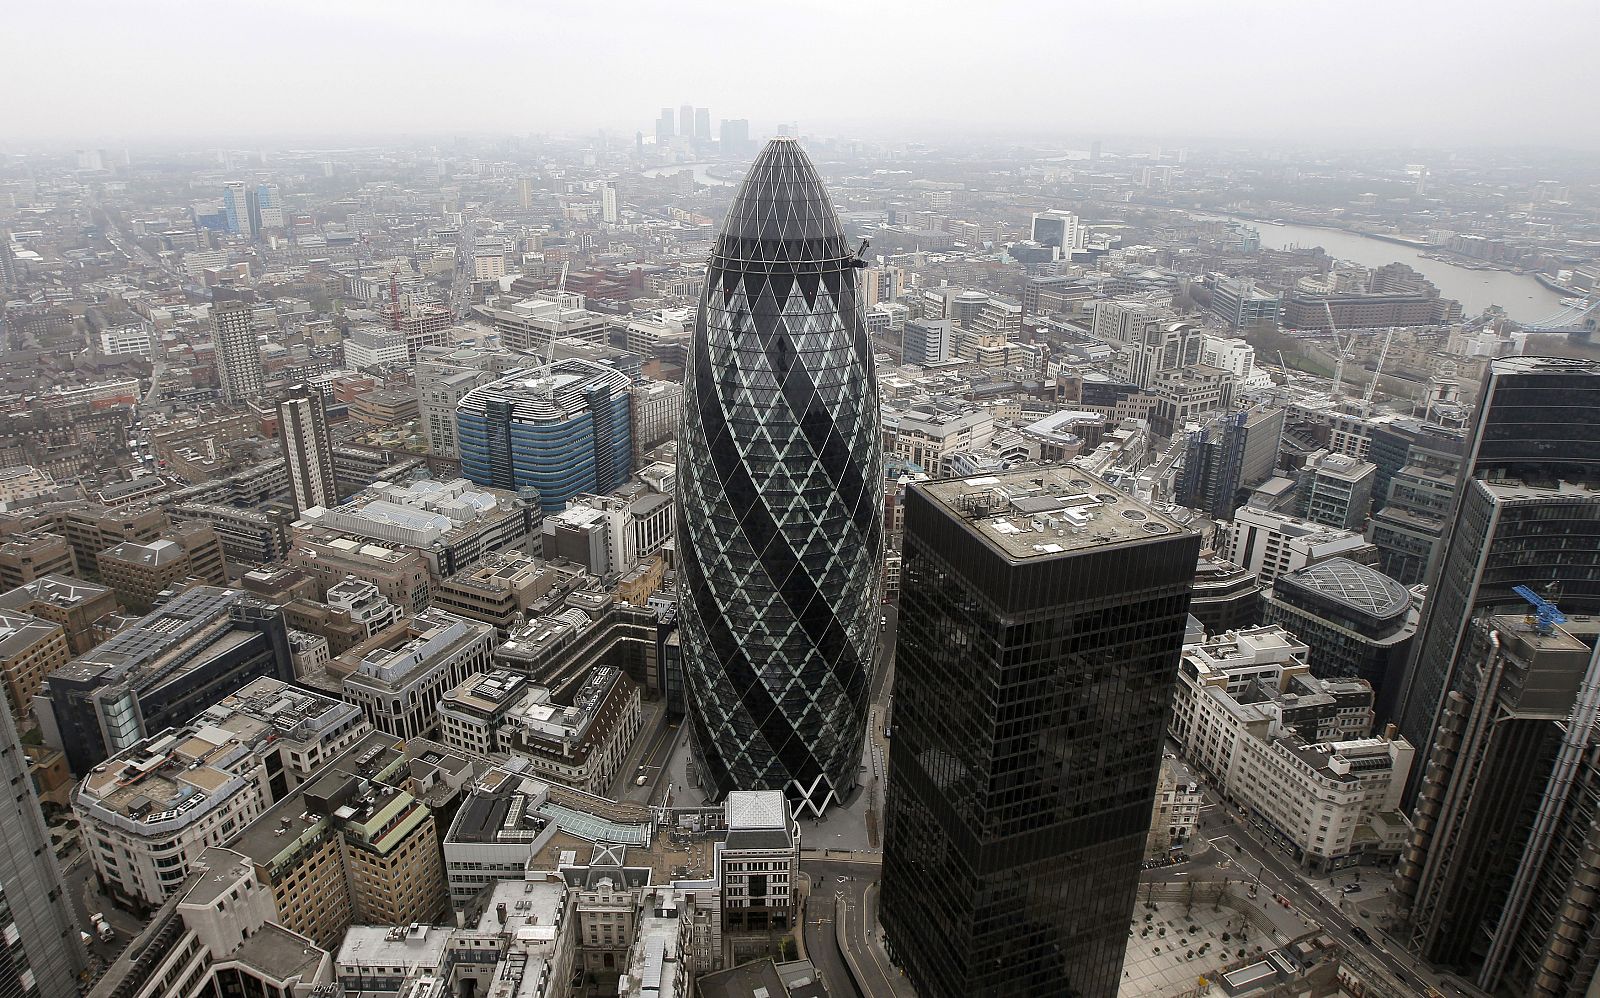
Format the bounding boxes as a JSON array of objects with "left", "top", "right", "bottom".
[
  {"left": 1393, "top": 357, "right": 1600, "bottom": 786},
  {"left": 676, "top": 137, "right": 883, "bottom": 817},
  {"left": 880, "top": 467, "right": 1199, "bottom": 998},
  {"left": 456, "top": 358, "right": 633, "bottom": 514}
]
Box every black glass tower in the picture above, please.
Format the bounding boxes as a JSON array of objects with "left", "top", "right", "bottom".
[
  {"left": 1393, "top": 357, "right": 1600, "bottom": 790},
  {"left": 675, "top": 138, "right": 883, "bottom": 816},
  {"left": 880, "top": 467, "right": 1199, "bottom": 998}
]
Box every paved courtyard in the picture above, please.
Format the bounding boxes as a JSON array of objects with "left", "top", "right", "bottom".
[{"left": 1119, "top": 892, "right": 1306, "bottom": 997}]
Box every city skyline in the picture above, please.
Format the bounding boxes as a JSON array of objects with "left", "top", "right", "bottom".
[
  {"left": 5, "top": 1, "right": 1598, "bottom": 150},
  {"left": 6, "top": 32, "right": 1600, "bottom": 992}
]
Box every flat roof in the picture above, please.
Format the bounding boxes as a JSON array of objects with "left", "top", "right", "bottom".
[{"left": 916, "top": 466, "right": 1190, "bottom": 561}]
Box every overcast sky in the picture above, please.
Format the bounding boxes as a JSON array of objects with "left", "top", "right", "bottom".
[{"left": 6, "top": 0, "right": 1593, "bottom": 149}]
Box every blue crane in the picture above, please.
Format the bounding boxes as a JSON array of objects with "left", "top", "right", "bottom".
[{"left": 1513, "top": 585, "right": 1567, "bottom": 633}]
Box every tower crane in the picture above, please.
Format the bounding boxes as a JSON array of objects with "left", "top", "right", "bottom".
[
  {"left": 545, "top": 260, "right": 570, "bottom": 363},
  {"left": 1361, "top": 326, "right": 1396, "bottom": 410},
  {"left": 1323, "top": 299, "right": 1348, "bottom": 399}
]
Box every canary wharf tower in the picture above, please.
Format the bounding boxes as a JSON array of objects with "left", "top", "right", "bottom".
[{"left": 676, "top": 138, "right": 883, "bottom": 816}]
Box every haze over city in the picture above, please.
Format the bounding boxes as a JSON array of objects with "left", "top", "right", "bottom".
[
  {"left": 7, "top": 0, "right": 1598, "bottom": 149},
  {"left": 3, "top": 4, "right": 1600, "bottom": 998}
]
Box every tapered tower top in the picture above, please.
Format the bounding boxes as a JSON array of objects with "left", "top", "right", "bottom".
[{"left": 716, "top": 137, "right": 852, "bottom": 266}]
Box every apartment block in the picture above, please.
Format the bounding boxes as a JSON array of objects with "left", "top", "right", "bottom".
[{"left": 0, "top": 531, "right": 76, "bottom": 589}]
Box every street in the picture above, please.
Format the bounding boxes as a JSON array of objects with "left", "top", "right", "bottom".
[
  {"left": 800, "top": 858, "right": 915, "bottom": 998},
  {"left": 1182, "top": 795, "right": 1451, "bottom": 995}
]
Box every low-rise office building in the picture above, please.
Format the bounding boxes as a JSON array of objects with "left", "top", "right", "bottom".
[
  {"left": 39, "top": 587, "right": 294, "bottom": 773},
  {"left": 430, "top": 553, "right": 564, "bottom": 635},
  {"left": 1263, "top": 558, "right": 1419, "bottom": 722},
  {"left": 1223, "top": 506, "right": 1376, "bottom": 586},
  {"left": 0, "top": 574, "right": 122, "bottom": 655},
  {"left": 83, "top": 847, "right": 333, "bottom": 998},
  {"left": 1168, "top": 626, "right": 1412, "bottom": 872},
  {"left": 293, "top": 477, "right": 539, "bottom": 580},
  {"left": 97, "top": 523, "right": 230, "bottom": 614},
  {"left": 287, "top": 533, "right": 432, "bottom": 613},
  {"left": 0, "top": 531, "right": 76, "bottom": 589},
  {"left": 494, "top": 666, "right": 642, "bottom": 796},
  {"left": 340, "top": 610, "right": 496, "bottom": 740},
  {"left": 0, "top": 609, "right": 69, "bottom": 723},
  {"left": 229, "top": 729, "right": 449, "bottom": 947},
  {"left": 73, "top": 724, "right": 275, "bottom": 912}
]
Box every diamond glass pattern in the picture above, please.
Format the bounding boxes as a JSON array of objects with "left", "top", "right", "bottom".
[{"left": 676, "top": 138, "right": 884, "bottom": 817}]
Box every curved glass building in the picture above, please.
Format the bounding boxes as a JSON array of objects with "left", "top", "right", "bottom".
[
  {"left": 676, "top": 137, "right": 883, "bottom": 816},
  {"left": 456, "top": 358, "right": 633, "bottom": 513},
  {"left": 1264, "top": 557, "right": 1417, "bottom": 721}
]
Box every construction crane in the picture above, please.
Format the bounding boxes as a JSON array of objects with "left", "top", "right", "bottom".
[
  {"left": 1323, "top": 299, "right": 1348, "bottom": 399},
  {"left": 545, "top": 260, "right": 570, "bottom": 363},
  {"left": 1513, "top": 585, "right": 1566, "bottom": 634},
  {"left": 1361, "top": 326, "right": 1396, "bottom": 410}
]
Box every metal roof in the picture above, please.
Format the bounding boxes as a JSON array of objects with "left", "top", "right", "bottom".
[{"left": 1281, "top": 557, "right": 1409, "bottom": 620}]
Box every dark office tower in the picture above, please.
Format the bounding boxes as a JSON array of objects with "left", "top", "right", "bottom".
[
  {"left": 676, "top": 138, "right": 883, "bottom": 817},
  {"left": 1174, "top": 406, "right": 1285, "bottom": 518},
  {"left": 694, "top": 107, "right": 710, "bottom": 141},
  {"left": 655, "top": 107, "right": 674, "bottom": 143},
  {"left": 880, "top": 468, "right": 1200, "bottom": 998},
  {"left": 679, "top": 104, "right": 695, "bottom": 142},
  {"left": 0, "top": 688, "right": 88, "bottom": 996},
  {"left": 1393, "top": 357, "right": 1600, "bottom": 786},
  {"left": 278, "top": 386, "right": 337, "bottom": 514},
  {"left": 1393, "top": 612, "right": 1600, "bottom": 995}
]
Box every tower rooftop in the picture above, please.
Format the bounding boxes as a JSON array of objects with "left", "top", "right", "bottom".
[{"left": 918, "top": 466, "right": 1192, "bottom": 560}]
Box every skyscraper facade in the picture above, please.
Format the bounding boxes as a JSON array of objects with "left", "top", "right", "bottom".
[
  {"left": 1394, "top": 612, "right": 1600, "bottom": 995},
  {"left": 676, "top": 138, "right": 883, "bottom": 816},
  {"left": 279, "top": 386, "right": 338, "bottom": 514},
  {"left": 880, "top": 468, "right": 1199, "bottom": 998},
  {"left": 1393, "top": 357, "right": 1600, "bottom": 783},
  {"left": 1174, "top": 406, "right": 1284, "bottom": 519},
  {"left": 212, "top": 299, "right": 265, "bottom": 404},
  {"left": 222, "top": 180, "right": 254, "bottom": 237},
  {"left": 0, "top": 693, "right": 86, "bottom": 997},
  {"left": 694, "top": 107, "right": 710, "bottom": 141},
  {"left": 456, "top": 359, "right": 633, "bottom": 514},
  {"left": 655, "top": 108, "right": 674, "bottom": 143},
  {"left": 719, "top": 119, "right": 750, "bottom": 156}
]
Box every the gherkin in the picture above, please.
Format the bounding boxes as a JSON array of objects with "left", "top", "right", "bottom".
[{"left": 676, "top": 138, "right": 884, "bottom": 816}]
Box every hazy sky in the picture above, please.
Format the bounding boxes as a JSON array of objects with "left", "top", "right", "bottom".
[{"left": 7, "top": 0, "right": 1594, "bottom": 149}]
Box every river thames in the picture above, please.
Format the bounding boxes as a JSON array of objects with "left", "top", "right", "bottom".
[{"left": 1251, "top": 220, "right": 1568, "bottom": 324}]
